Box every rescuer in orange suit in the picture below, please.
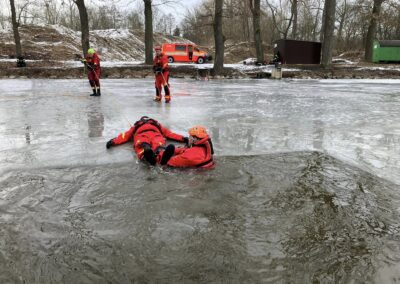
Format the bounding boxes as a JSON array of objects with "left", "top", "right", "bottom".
[
  {"left": 157, "top": 126, "right": 215, "bottom": 169},
  {"left": 153, "top": 46, "right": 171, "bottom": 103},
  {"left": 81, "top": 48, "right": 101, "bottom": 96},
  {"left": 106, "top": 116, "right": 187, "bottom": 165}
]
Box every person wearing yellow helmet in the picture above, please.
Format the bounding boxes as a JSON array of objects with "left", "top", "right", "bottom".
[
  {"left": 81, "top": 48, "right": 101, "bottom": 96},
  {"left": 157, "top": 125, "right": 215, "bottom": 169}
]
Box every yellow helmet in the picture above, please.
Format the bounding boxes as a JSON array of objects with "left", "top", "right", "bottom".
[
  {"left": 87, "top": 48, "right": 95, "bottom": 55},
  {"left": 188, "top": 126, "right": 208, "bottom": 139}
]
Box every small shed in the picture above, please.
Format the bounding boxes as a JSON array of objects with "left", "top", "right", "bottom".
[
  {"left": 372, "top": 40, "right": 400, "bottom": 63},
  {"left": 273, "top": 39, "right": 321, "bottom": 64}
]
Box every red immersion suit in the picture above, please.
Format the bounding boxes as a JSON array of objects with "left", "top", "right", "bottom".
[
  {"left": 165, "top": 136, "right": 214, "bottom": 169},
  {"left": 110, "top": 118, "right": 185, "bottom": 160},
  {"left": 153, "top": 53, "right": 170, "bottom": 102},
  {"left": 86, "top": 53, "right": 101, "bottom": 87}
]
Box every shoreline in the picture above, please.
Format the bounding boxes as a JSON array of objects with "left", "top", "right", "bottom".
[{"left": 1, "top": 63, "right": 400, "bottom": 80}]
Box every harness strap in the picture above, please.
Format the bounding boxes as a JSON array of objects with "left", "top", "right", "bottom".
[
  {"left": 133, "top": 119, "right": 163, "bottom": 136},
  {"left": 195, "top": 158, "right": 214, "bottom": 168}
]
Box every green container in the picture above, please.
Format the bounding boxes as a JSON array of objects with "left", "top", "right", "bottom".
[{"left": 372, "top": 40, "right": 400, "bottom": 63}]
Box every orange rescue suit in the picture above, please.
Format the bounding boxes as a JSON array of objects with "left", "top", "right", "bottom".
[
  {"left": 166, "top": 136, "right": 214, "bottom": 169},
  {"left": 153, "top": 53, "right": 169, "bottom": 89},
  {"left": 111, "top": 119, "right": 185, "bottom": 159},
  {"left": 86, "top": 53, "right": 101, "bottom": 82}
]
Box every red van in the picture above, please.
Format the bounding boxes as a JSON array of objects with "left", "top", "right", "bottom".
[{"left": 162, "top": 43, "right": 212, "bottom": 64}]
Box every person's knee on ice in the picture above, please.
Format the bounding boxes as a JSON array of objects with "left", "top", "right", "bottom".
[
  {"left": 160, "top": 144, "right": 175, "bottom": 165},
  {"left": 141, "top": 142, "right": 156, "bottom": 165}
]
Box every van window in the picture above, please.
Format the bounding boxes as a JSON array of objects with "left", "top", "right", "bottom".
[
  {"left": 194, "top": 47, "right": 200, "bottom": 52},
  {"left": 175, "top": 45, "right": 186, "bottom": 51}
]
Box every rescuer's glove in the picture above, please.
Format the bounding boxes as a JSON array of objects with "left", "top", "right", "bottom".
[
  {"left": 183, "top": 137, "right": 189, "bottom": 146},
  {"left": 106, "top": 139, "right": 114, "bottom": 149}
]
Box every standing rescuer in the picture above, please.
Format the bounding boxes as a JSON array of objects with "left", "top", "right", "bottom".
[
  {"left": 153, "top": 46, "right": 170, "bottom": 103},
  {"left": 81, "top": 48, "right": 101, "bottom": 96},
  {"left": 105, "top": 116, "right": 187, "bottom": 165}
]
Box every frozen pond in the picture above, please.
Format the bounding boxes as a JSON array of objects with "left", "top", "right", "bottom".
[{"left": 0, "top": 78, "right": 400, "bottom": 282}]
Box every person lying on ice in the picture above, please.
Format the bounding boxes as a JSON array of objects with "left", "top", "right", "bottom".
[
  {"left": 153, "top": 46, "right": 171, "bottom": 103},
  {"left": 81, "top": 48, "right": 101, "bottom": 96},
  {"left": 156, "top": 126, "right": 215, "bottom": 169},
  {"left": 105, "top": 116, "right": 187, "bottom": 165}
]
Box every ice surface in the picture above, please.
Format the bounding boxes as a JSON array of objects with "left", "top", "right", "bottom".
[{"left": 0, "top": 78, "right": 399, "bottom": 184}]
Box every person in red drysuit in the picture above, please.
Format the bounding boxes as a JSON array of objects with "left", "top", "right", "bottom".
[
  {"left": 81, "top": 48, "right": 101, "bottom": 96},
  {"left": 105, "top": 116, "right": 187, "bottom": 165},
  {"left": 153, "top": 46, "right": 170, "bottom": 103},
  {"left": 157, "top": 126, "right": 215, "bottom": 169}
]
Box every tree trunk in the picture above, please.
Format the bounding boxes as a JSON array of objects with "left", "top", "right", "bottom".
[
  {"left": 321, "top": 0, "right": 336, "bottom": 68},
  {"left": 250, "top": 0, "right": 264, "bottom": 63},
  {"left": 144, "top": 0, "right": 153, "bottom": 65},
  {"left": 365, "top": 0, "right": 384, "bottom": 62},
  {"left": 291, "top": 0, "right": 298, "bottom": 39},
  {"left": 312, "top": 0, "right": 323, "bottom": 41},
  {"left": 9, "top": 0, "right": 22, "bottom": 58},
  {"left": 337, "top": 0, "right": 347, "bottom": 50},
  {"left": 213, "top": 0, "right": 224, "bottom": 75},
  {"left": 74, "top": 0, "right": 90, "bottom": 56}
]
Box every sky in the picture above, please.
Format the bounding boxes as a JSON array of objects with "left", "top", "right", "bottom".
[
  {"left": 141, "top": 0, "right": 204, "bottom": 24},
  {"left": 0, "top": 0, "right": 204, "bottom": 26},
  {"left": 163, "top": 0, "right": 203, "bottom": 23}
]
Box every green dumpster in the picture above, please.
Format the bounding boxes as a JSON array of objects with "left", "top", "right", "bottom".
[{"left": 372, "top": 40, "right": 400, "bottom": 63}]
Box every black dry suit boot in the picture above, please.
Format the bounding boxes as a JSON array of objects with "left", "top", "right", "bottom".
[
  {"left": 160, "top": 144, "right": 175, "bottom": 165},
  {"left": 90, "top": 88, "right": 97, "bottom": 96},
  {"left": 96, "top": 87, "right": 101, "bottom": 96},
  {"left": 142, "top": 143, "right": 156, "bottom": 165}
]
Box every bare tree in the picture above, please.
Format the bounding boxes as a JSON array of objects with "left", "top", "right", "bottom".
[
  {"left": 319, "top": 0, "right": 326, "bottom": 42},
  {"left": 265, "top": 0, "right": 295, "bottom": 39},
  {"left": 250, "top": 0, "right": 264, "bottom": 63},
  {"left": 44, "top": 0, "right": 62, "bottom": 25},
  {"left": 365, "top": 0, "right": 385, "bottom": 61},
  {"left": 143, "top": 0, "right": 153, "bottom": 64},
  {"left": 321, "top": 0, "right": 336, "bottom": 68},
  {"left": 290, "top": 0, "right": 298, "bottom": 38},
  {"left": 336, "top": 0, "right": 348, "bottom": 50},
  {"left": 213, "top": 0, "right": 224, "bottom": 74},
  {"left": 127, "top": 10, "right": 143, "bottom": 30},
  {"left": 9, "top": 0, "right": 22, "bottom": 59},
  {"left": 74, "top": 0, "right": 90, "bottom": 56}
]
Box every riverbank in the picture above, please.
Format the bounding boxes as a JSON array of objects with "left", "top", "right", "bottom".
[{"left": 1, "top": 60, "right": 400, "bottom": 79}]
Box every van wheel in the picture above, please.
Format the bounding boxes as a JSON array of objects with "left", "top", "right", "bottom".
[
  {"left": 168, "top": 57, "right": 174, "bottom": 63},
  {"left": 197, "top": 57, "right": 204, "bottom": 64}
]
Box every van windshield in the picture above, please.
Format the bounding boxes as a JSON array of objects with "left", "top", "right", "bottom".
[{"left": 194, "top": 47, "right": 200, "bottom": 52}]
